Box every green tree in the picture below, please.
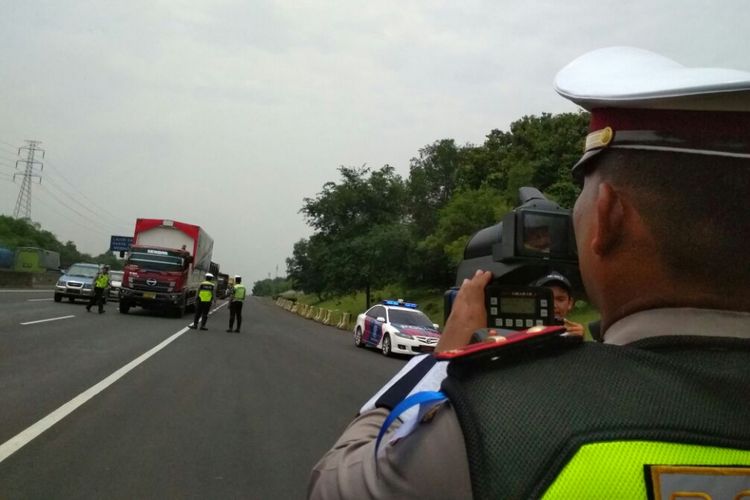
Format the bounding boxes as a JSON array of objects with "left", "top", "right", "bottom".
[
  {"left": 298, "top": 165, "right": 411, "bottom": 307},
  {"left": 424, "top": 186, "right": 510, "bottom": 267},
  {"left": 499, "top": 112, "right": 588, "bottom": 202},
  {"left": 406, "top": 139, "right": 462, "bottom": 237},
  {"left": 252, "top": 277, "right": 291, "bottom": 297}
]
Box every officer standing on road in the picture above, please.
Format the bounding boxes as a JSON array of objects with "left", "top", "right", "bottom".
[
  {"left": 86, "top": 265, "right": 110, "bottom": 314},
  {"left": 308, "top": 47, "right": 750, "bottom": 499},
  {"left": 190, "top": 272, "right": 215, "bottom": 331},
  {"left": 226, "top": 275, "right": 246, "bottom": 333},
  {"left": 532, "top": 271, "right": 585, "bottom": 336}
]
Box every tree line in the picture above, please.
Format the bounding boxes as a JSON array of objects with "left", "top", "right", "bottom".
[
  {"left": 0, "top": 215, "right": 122, "bottom": 269},
  {"left": 282, "top": 111, "right": 589, "bottom": 306}
]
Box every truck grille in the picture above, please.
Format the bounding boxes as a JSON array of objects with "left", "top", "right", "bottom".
[{"left": 131, "top": 278, "right": 171, "bottom": 293}]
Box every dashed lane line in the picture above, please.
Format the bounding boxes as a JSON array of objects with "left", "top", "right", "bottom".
[
  {"left": 0, "top": 301, "right": 228, "bottom": 464},
  {"left": 20, "top": 315, "right": 75, "bottom": 325}
]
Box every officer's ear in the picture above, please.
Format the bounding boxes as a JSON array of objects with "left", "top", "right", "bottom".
[{"left": 591, "top": 182, "right": 625, "bottom": 257}]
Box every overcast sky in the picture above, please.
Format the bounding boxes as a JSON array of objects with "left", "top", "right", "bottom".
[{"left": 1, "top": 0, "right": 747, "bottom": 286}]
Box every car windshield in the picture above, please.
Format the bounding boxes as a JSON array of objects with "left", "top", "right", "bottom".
[
  {"left": 109, "top": 271, "right": 124, "bottom": 280},
  {"left": 388, "top": 309, "right": 436, "bottom": 329},
  {"left": 127, "top": 252, "right": 184, "bottom": 272},
  {"left": 66, "top": 265, "right": 99, "bottom": 278}
]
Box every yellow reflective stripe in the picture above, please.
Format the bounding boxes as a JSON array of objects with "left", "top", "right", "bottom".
[{"left": 543, "top": 441, "right": 750, "bottom": 499}]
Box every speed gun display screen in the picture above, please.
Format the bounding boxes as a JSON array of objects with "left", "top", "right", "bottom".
[{"left": 485, "top": 285, "right": 554, "bottom": 330}]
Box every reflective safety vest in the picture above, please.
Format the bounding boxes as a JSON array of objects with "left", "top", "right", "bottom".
[
  {"left": 197, "top": 281, "right": 214, "bottom": 302},
  {"left": 441, "top": 336, "right": 750, "bottom": 499},
  {"left": 232, "top": 284, "right": 246, "bottom": 301},
  {"left": 95, "top": 273, "right": 109, "bottom": 289}
]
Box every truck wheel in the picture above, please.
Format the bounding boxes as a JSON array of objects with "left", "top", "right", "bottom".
[
  {"left": 174, "top": 301, "right": 186, "bottom": 318},
  {"left": 119, "top": 301, "right": 130, "bottom": 314},
  {"left": 54, "top": 293, "right": 62, "bottom": 302}
]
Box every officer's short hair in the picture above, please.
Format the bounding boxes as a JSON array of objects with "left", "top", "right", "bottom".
[{"left": 591, "top": 149, "right": 749, "bottom": 292}]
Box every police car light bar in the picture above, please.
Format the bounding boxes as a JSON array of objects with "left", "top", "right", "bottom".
[{"left": 382, "top": 299, "right": 418, "bottom": 309}]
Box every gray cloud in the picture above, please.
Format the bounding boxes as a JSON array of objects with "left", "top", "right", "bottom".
[{"left": 1, "top": 0, "right": 748, "bottom": 285}]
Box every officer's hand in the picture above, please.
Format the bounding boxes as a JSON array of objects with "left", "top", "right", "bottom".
[
  {"left": 563, "top": 318, "right": 585, "bottom": 337},
  {"left": 436, "top": 270, "right": 492, "bottom": 353}
]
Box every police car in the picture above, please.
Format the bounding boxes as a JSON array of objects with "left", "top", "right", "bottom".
[{"left": 353, "top": 300, "right": 441, "bottom": 356}]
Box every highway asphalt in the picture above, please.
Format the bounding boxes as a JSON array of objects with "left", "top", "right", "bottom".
[{"left": 0, "top": 290, "right": 406, "bottom": 499}]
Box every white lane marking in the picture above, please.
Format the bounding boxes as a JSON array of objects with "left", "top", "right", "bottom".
[
  {"left": 0, "top": 290, "right": 55, "bottom": 293},
  {"left": 20, "top": 315, "right": 75, "bottom": 325},
  {"left": 28, "top": 298, "right": 54, "bottom": 302},
  {"left": 0, "top": 301, "right": 229, "bottom": 464}
]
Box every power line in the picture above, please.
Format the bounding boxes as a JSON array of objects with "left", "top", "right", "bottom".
[
  {"left": 42, "top": 174, "right": 129, "bottom": 232},
  {"left": 38, "top": 184, "right": 116, "bottom": 235},
  {"left": 44, "top": 159, "right": 132, "bottom": 227},
  {"left": 33, "top": 193, "right": 111, "bottom": 238},
  {"left": 0, "top": 139, "right": 21, "bottom": 149}
]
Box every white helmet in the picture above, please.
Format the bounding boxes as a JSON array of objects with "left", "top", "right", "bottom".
[{"left": 205, "top": 273, "right": 214, "bottom": 280}]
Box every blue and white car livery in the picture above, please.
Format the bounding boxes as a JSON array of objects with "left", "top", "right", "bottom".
[{"left": 353, "top": 300, "right": 441, "bottom": 356}]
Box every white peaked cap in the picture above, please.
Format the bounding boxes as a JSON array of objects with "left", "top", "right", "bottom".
[{"left": 553, "top": 47, "right": 750, "bottom": 176}]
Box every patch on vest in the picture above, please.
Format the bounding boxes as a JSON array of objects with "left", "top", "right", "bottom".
[{"left": 645, "top": 464, "right": 750, "bottom": 500}]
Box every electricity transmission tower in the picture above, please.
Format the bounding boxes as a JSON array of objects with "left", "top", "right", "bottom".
[{"left": 13, "top": 140, "right": 44, "bottom": 219}]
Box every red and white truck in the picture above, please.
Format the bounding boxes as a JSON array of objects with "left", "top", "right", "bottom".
[{"left": 119, "top": 218, "right": 213, "bottom": 317}]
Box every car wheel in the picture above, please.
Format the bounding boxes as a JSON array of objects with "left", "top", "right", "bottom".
[
  {"left": 119, "top": 301, "right": 130, "bottom": 314},
  {"left": 381, "top": 334, "right": 392, "bottom": 357},
  {"left": 354, "top": 327, "right": 364, "bottom": 347},
  {"left": 54, "top": 293, "right": 62, "bottom": 302}
]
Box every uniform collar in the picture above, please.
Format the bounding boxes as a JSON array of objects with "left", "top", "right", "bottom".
[{"left": 603, "top": 308, "right": 750, "bottom": 345}]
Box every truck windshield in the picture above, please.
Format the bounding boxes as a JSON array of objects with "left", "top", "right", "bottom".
[{"left": 127, "top": 252, "right": 185, "bottom": 272}]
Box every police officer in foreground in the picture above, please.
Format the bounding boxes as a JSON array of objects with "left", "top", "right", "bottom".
[
  {"left": 226, "top": 275, "right": 246, "bottom": 333},
  {"left": 190, "top": 272, "right": 215, "bottom": 331},
  {"left": 86, "top": 265, "right": 110, "bottom": 314},
  {"left": 308, "top": 47, "right": 750, "bottom": 499}
]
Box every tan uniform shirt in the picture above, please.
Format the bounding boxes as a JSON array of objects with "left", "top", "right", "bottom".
[{"left": 308, "top": 308, "right": 750, "bottom": 499}]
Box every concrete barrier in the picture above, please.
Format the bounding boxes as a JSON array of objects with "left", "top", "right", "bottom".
[
  {"left": 273, "top": 299, "right": 355, "bottom": 332},
  {"left": 322, "top": 309, "right": 332, "bottom": 325},
  {"left": 337, "top": 312, "right": 351, "bottom": 330},
  {"left": 0, "top": 270, "right": 62, "bottom": 289}
]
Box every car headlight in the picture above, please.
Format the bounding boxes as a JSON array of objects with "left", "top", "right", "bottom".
[
  {"left": 393, "top": 330, "right": 413, "bottom": 339},
  {"left": 57, "top": 280, "right": 65, "bottom": 287},
  {"left": 83, "top": 284, "right": 92, "bottom": 289}
]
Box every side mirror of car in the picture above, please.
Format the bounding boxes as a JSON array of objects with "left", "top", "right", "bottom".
[
  {"left": 433, "top": 323, "right": 440, "bottom": 330},
  {"left": 376, "top": 316, "right": 386, "bottom": 323}
]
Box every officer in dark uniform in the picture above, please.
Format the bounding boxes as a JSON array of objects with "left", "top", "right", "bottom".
[
  {"left": 86, "top": 265, "right": 110, "bottom": 314},
  {"left": 190, "top": 272, "right": 215, "bottom": 331},
  {"left": 309, "top": 47, "right": 750, "bottom": 499}
]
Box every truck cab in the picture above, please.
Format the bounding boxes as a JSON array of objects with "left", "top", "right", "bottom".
[{"left": 120, "top": 247, "right": 193, "bottom": 316}]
